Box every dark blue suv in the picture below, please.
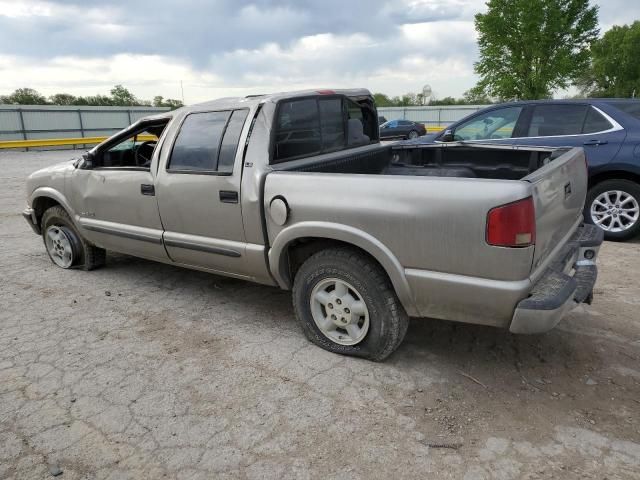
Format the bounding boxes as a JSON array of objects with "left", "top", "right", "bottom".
[{"left": 424, "top": 99, "right": 640, "bottom": 240}]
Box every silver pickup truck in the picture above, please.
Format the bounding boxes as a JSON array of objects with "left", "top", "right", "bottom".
[{"left": 23, "top": 88, "right": 603, "bottom": 360}]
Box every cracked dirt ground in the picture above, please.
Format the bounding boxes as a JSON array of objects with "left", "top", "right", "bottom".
[{"left": 1, "top": 151, "right": 639, "bottom": 480}]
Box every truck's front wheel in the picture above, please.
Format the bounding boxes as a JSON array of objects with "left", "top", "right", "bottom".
[
  {"left": 41, "top": 206, "right": 106, "bottom": 270},
  {"left": 292, "top": 247, "right": 409, "bottom": 361}
]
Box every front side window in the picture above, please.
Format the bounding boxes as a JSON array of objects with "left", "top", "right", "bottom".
[
  {"left": 526, "top": 105, "right": 589, "bottom": 137},
  {"left": 98, "top": 123, "right": 167, "bottom": 169},
  {"left": 454, "top": 107, "right": 522, "bottom": 141}
]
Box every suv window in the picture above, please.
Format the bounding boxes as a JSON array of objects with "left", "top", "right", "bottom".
[
  {"left": 583, "top": 107, "right": 613, "bottom": 133},
  {"left": 526, "top": 104, "right": 588, "bottom": 137},
  {"left": 454, "top": 106, "right": 522, "bottom": 141},
  {"left": 273, "top": 96, "right": 375, "bottom": 163}
]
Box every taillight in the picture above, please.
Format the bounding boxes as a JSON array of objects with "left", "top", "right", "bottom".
[{"left": 486, "top": 197, "right": 536, "bottom": 247}]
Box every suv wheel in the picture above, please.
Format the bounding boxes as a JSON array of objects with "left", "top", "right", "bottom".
[
  {"left": 292, "top": 247, "right": 409, "bottom": 361},
  {"left": 41, "top": 206, "right": 106, "bottom": 270},
  {"left": 586, "top": 179, "right": 640, "bottom": 241},
  {"left": 408, "top": 130, "right": 419, "bottom": 140}
]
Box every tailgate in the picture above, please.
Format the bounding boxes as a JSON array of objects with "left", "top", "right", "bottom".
[{"left": 523, "top": 147, "right": 588, "bottom": 270}]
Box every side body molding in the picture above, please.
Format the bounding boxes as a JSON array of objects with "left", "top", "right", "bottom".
[{"left": 268, "top": 221, "right": 419, "bottom": 317}]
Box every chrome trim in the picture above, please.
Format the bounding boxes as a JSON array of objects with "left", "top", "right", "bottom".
[{"left": 453, "top": 105, "right": 624, "bottom": 143}]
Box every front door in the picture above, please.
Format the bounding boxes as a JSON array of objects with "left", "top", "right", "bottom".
[
  {"left": 155, "top": 109, "right": 251, "bottom": 278},
  {"left": 69, "top": 122, "right": 169, "bottom": 261}
]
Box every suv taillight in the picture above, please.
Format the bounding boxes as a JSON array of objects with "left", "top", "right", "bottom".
[{"left": 486, "top": 197, "right": 536, "bottom": 247}]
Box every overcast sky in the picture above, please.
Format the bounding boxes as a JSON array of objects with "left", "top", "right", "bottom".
[{"left": 0, "top": 0, "right": 638, "bottom": 104}]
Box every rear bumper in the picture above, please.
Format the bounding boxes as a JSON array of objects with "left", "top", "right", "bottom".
[
  {"left": 509, "top": 223, "right": 603, "bottom": 334},
  {"left": 22, "top": 207, "right": 41, "bottom": 235}
]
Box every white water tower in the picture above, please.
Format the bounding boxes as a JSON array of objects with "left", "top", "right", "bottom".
[{"left": 421, "top": 84, "right": 432, "bottom": 105}]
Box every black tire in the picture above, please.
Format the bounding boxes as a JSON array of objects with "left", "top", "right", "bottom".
[
  {"left": 585, "top": 179, "right": 640, "bottom": 241},
  {"left": 292, "top": 247, "right": 409, "bottom": 361},
  {"left": 41, "top": 206, "right": 106, "bottom": 270},
  {"left": 407, "top": 130, "right": 419, "bottom": 140}
]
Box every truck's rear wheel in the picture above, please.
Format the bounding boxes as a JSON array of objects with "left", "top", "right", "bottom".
[
  {"left": 292, "top": 247, "right": 409, "bottom": 361},
  {"left": 41, "top": 206, "right": 106, "bottom": 270},
  {"left": 586, "top": 179, "right": 640, "bottom": 241}
]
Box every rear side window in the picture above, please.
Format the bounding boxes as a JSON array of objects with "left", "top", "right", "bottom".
[
  {"left": 526, "top": 105, "right": 588, "bottom": 137},
  {"left": 583, "top": 107, "right": 613, "bottom": 133},
  {"left": 169, "top": 111, "right": 229, "bottom": 171},
  {"left": 218, "top": 109, "right": 249, "bottom": 173},
  {"left": 169, "top": 109, "right": 248, "bottom": 173}
]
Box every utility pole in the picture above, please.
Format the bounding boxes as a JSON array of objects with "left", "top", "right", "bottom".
[{"left": 180, "top": 80, "right": 185, "bottom": 104}]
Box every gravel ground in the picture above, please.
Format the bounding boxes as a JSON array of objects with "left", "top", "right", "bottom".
[{"left": 1, "top": 150, "right": 639, "bottom": 480}]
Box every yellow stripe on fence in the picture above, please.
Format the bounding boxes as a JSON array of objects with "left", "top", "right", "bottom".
[
  {"left": 0, "top": 134, "right": 158, "bottom": 149},
  {"left": 0, "top": 126, "right": 446, "bottom": 150}
]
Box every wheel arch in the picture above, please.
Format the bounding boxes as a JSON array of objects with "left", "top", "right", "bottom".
[
  {"left": 268, "top": 222, "right": 419, "bottom": 316},
  {"left": 30, "top": 188, "right": 72, "bottom": 229},
  {"left": 588, "top": 169, "right": 640, "bottom": 189}
]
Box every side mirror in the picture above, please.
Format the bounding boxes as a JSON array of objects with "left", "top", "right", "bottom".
[
  {"left": 80, "top": 152, "right": 95, "bottom": 169},
  {"left": 440, "top": 129, "right": 454, "bottom": 142}
]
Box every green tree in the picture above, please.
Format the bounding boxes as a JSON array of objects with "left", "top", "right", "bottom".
[
  {"left": 110, "top": 84, "right": 139, "bottom": 106},
  {"left": 472, "top": 0, "right": 599, "bottom": 100},
  {"left": 49, "top": 93, "right": 77, "bottom": 105},
  {"left": 153, "top": 96, "right": 184, "bottom": 109},
  {"left": 577, "top": 21, "right": 640, "bottom": 97},
  {"left": 0, "top": 88, "right": 48, "bottom": 105},
  {"left": 373, "top": 93, "right": 393, "bottom": 107}
]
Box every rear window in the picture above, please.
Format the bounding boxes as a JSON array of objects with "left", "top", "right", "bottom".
[
  {"left": 273, "top": 96, "right": 376, "bottom": 163},
  {"left": 527, "top": 105, "right": 588, "bottom": 137},
  {"left": 607, "top": 102, "right": 640, "bottom": 120}
]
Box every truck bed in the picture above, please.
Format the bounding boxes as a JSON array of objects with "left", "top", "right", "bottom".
[
  {"left": 273, "top": 142, "right": 567, "bottom": 181},
  {"left": 264, "top": 142, "right": 588, "bottom": 326}
]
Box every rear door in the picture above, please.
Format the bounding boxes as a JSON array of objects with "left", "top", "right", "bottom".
[
  {"left": 523, "top": 147, "right": 589, "bottom": 271},
  {"left": 510, "top": 104, "right": 626, "bottom": 169},
  {"left": 155, "top": 109, "right": 252, "bottom": 277}
]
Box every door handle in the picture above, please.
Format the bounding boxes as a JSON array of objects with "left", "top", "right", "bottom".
[
  {"left": 583, "top": 139, "right": 608, "bottom": 146},
  {"left": 140, "top": 184, "right": 155, "bottom": 196},
  {"left": 219, "top": 190, "right": 239, "bottom": 204}
]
